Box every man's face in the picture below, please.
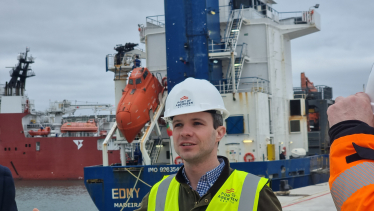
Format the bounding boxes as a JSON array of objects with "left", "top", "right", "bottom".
[{"left": 172, "top": 112, "right": 225, "bottom": 164}]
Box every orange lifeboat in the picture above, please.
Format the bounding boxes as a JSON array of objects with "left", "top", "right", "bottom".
[
  {"left": 60, "top": 119, "right": 98, "bottom": 133},
  {"left": 29, "top": 127, "right": 51, "bottom": 137},
  {"left": 116, "top": 67, "right": 164, "bottom": 143}
]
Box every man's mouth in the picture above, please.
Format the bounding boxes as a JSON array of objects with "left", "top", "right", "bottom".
[{"left": 180, "top": 142, "right": 196, "bottom": 146}]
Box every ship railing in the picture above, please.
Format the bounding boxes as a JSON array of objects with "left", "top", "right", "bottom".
[
  {"left": 208, "top": 40, "right": 227, "bottom": 53},
  {"left": 214, "top": 77, "right": 270, "bottom": 94},
  {"left": 0, "top": 84, "right": 4, "bottom": 96},
  {"left": 27, "top": 70, "right": 36, "bottom": 77},
  {"left": 106, "top": 54, "right": 115, "bottom": 71},
  {"left": 309, "top": 154, "right": 329, "bottom": 171},
  {"left": 9, "top": 69, "right": 36, "bottom": 77},
  {"left": 26, "top": 123, "right": 53, "bottom": 129},
  {"left": 220, "top": 4, "right": 318, "bottom": 26},
  {"left": 208, "top": 38, "right": 244, "bottom": 53},
  {"left": 146, "top": 15, "right": 165, "bottom": 28},
  {"left": 293, "top": 87, "right": 308, "bottom": 99},
  {"left": 278, "top": 10, "right": 318, "bottom": 25}
]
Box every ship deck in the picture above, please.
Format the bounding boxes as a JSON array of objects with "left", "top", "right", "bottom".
[{"left": 278, "top": 182, "right": 335, "bottom": 211}]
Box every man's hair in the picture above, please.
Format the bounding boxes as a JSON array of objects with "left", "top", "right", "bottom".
[{"left": 205, "top": 110, "right": 223, "bottom": 129}]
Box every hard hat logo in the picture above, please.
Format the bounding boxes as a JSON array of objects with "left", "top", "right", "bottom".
[
  {"left": 163, "top": 78, "right": 230, "bottom": 122},
  {"left": 176, "top": 97, "right": 193, "bottom": 108}
]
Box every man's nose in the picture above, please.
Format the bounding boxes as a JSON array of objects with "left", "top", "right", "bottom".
[{"left": 180, "top": 124, "right": 194, "bottom": 137}]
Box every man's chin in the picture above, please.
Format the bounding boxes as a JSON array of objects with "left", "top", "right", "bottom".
[{"left": 180, "top": 154, "right": 203, "bottom": 164}]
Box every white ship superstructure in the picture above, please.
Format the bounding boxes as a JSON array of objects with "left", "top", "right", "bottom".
[{"left": 107, "top": 0, "right": 321, "bottom": 164}]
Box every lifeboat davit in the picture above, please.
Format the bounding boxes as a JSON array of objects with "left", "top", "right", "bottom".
[
  {"left": 60, "top": 119, "right": 98, "bottom": 133},
  {"left": 29, "top": 127, "right": 51, "bottom": 137},
  {"left": 116, "top": 67, "right": 164, "bottom": 143}
]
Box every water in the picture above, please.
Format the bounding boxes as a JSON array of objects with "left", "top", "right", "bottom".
[{"left": 14, "top": 180, "right": 98, "bottom": 211}]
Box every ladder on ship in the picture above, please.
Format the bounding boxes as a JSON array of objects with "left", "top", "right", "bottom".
[
  {"left": 139, "top": 91, "right": 167, "bottom": 165},
  {"left": 222, "top": 6, "right": 250, "bottom": 93},
  {"left": 226, "top": 44, "right": 249, "bottom": 92},
  {"left": 224, "top": 6, "right": 244, "bottom": 52}
]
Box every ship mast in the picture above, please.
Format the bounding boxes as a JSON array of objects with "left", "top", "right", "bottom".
[{"left": 5, "top": 47, "right": 35, "bottom": 96}]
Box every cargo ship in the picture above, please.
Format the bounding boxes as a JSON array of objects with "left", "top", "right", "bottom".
[
  {"left": 84, "top": 0, "right": 332, "bottom": 210},
  {"left": 0, "top": 48, "right": 121, "bottom": 179}
]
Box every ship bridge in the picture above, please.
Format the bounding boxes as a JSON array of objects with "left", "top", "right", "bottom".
[
  {"left": 139, "top": 0, "right": 320, "bottom": 96},
  {"left": 133, "top": 0, "right": 321, "bottom": 164}
]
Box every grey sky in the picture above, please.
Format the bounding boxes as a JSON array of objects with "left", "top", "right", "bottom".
[{"left": 1, "top": 0, "right": 373, "bottom": 113}]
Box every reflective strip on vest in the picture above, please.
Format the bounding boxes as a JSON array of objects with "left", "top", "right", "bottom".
[
  {"left": 331, "top": 162, "right": 374, "bottom": 210},
  {"left": 239, "top": 173, "right": 268, "bottom": 211},
  {"left": 148, "top": 174, "right": 177, "bottom": 211},
  {"left": 148, "top": 170, "right": 269, "bottom": 211}
]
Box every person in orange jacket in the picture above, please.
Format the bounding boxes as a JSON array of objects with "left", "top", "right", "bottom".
[{"left": 327, "top": 92, "right": 374, "bottom": 211}]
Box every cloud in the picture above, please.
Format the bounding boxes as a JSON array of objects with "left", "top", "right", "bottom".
[
  {"left": 274, "top": 0, "right": 374, "bottom": 97},
  {"left": 0, "top": 0, "right": 164, "bottom": 111},
  {"left": 1, "top": 0, "right": 373, "bottom": 114}
]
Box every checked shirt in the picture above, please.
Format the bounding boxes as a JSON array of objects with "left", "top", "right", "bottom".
[{"left": 182, "top": 158, "right": 225, "bottom": 197}]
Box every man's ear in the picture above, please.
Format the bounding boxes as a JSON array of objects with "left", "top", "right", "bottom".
[{"left": 216, "top": 126, "right": 226, "bottom": 141}]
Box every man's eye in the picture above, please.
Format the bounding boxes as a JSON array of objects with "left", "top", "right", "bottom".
[
  {"left": 193, "top": 122, "right": 202, "bottom": 126},
  {"left": 174, "top": 123, "right": 182, "bottom": 128}
]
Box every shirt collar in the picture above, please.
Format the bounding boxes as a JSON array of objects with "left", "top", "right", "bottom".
[{"left": 182, "top": 158, "right": 225, "bottom": 196}]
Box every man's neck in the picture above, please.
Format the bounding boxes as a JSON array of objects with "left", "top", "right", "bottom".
[{"left": 183, "top": 156, "right": 220, "bottom": 190}]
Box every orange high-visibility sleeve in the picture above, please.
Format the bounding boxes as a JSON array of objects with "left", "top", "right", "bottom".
[{"left": 329, "top": 134, "right": 374, "bottom": 211}]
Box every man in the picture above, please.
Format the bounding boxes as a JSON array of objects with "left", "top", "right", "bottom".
[
  {"left": 132, "top": 55, "right": 141, "bottom": 69},
  {"left": 279, "top": 148, "right": 286, "bottom": 160},
  {"left": 327, "top": 92, "right": 374, "bottom": 210},
  {"left": 136, "top": 78, "right": 282, "bottom": 211},
  {"left": 0, "top": 165, "right": 18, "bottom": 211}
]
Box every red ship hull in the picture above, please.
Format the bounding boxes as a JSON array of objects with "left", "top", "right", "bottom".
[{"left": 0, "top": 113, "right": 121, "bottom": 179}]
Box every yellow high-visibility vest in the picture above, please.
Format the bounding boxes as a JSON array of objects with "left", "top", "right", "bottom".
[{"left": 148, "top": 170, "right": 269, "bottom": 211}]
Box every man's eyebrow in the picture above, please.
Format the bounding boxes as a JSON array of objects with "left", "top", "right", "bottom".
[
  {"left": 191, "top": 118, "right": 206, "bottom": 122},
  {"left": 172, "top": 119, "right": 182, "bottom": 124}
]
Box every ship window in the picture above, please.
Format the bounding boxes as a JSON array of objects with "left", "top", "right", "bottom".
[
  {"left": 143, "top": 71, "right": 148, "bottom": 79},
  {"left": 290, "top": 120, "right": 301, "bottom": 133},
  {"left": 15, "top": 147, "right": 17, "bottom": 151},
  {"left": 4, "top": 148, "right": 6, "bottom": 151},
  {"left": 129, "top": 79, "right": 133, "bottom": 85},
  {"left": 36, "top": 142, "right": 40, "bottom": 151},
  {"left": 29, "top": 144, "right": 31, "bottom": 147},
  {"left": 25, "top": 144, "right": 27, "bottom": 147},
  {"left": 290, "top": 100, "right": 301, "bottom": 116},
  {"left": 136, "top": 78, "right": 142, "bottom": 84}
]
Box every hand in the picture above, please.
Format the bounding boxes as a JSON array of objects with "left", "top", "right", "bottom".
[{"left": 327, "top": 92, "right": 374, "bottom": 127}]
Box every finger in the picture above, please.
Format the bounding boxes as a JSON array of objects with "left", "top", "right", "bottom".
[
  {"left": 334, "top": 96, "right": 344, "bottom": 103},
  {"left": 355, "top": 92, "right": 371, "bottom": 102}
]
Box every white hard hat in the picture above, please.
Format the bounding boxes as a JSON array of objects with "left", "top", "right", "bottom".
[{"left": 163, "top": 78, "right": 230, "bottom": 122}]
